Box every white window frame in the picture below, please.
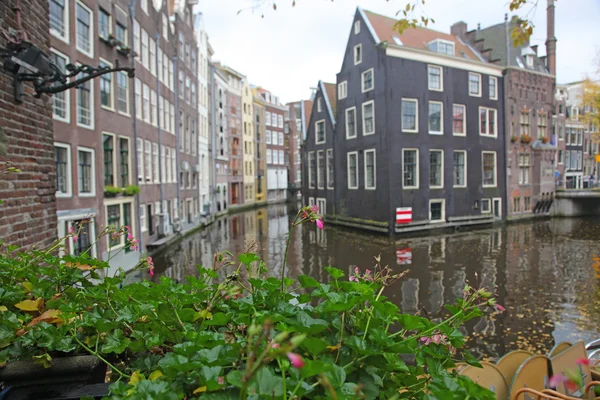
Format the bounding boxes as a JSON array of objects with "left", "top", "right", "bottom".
[
  {"left": 489, "top": 76, "right": 498, "bottom": 100},
  {"left": 140, "top": 204, "right": 147, "bottom": 232},
  {"left": 55, "top": 142, "right": 72, "bottom": 198},
  {"left": 102, "top": 132, "right": 118, "bottom": 187},
  {"left": 429, "top": 199, "right": 446, "bottom": 223},
  {"left": 75, "top": 63, "right": 94, "bottom": 130},
  {"left": 116, "top": 71, "right": 129, "bottom": 116},
  {"left": 354, "top": 20, "right": 360, "bottom": 34},
  {"left": 150, "top": 89, "right": 158, "bottom": 126},
  {"left": 403, "top": 148, "right": 419, "bottom": 189},
  {"left": 428, "top": 101, "right": 444, "bottom": 135},
  {"left": 364, "top": 149, "right": 376, "bottom": 190},
  {"left": 308, "top": 197, "right": 315, "bottom": 207},
  {"left": 136, "top": 138, "right": 144, "bottom": 184},
  {"left": 453, "top": 150, "right": 467, "bottom": 188},
  {"left": 361, "top": 68, "right": 374, "bottom": 93},
  {"left": 345, "top": 107, "right": 357, "bottom": 139},
  {"left": 134, "top": 78, "right": 142, "bottom": 119},
  {"left": 326, "top": 148, "right": 334, "bottom": 190},
  {"left": 427, "top": 65, "right": 443, "bottom": 92},
  {"left": 77, "top": 146, "right": 95, "bottom": 197},
  {"left": 317, "top": 98, "right": 322, "bottom": 113},
  {"left": 315, "top": 120, "right": 326, "bottom": 145},
  {"left": 362, "top": 100, "right": 375, "bottom": 136},
  {"left": 99, "top": 58, "right": 114, "bottom": 111},
  {"left": 482, "top": 151, "right": 497, "bottom": 188},
  {"left": 307, "top": 151, "right": 314, "bottom": 188},
  {"left": 50, "top": 0, "right": 70, "bottom": 43},
  {"left": 338, "top": 80, "right": 348, "bottom": 100},
  {"left": 479, "top": 107, "right": 498, "bottom": 138},
  {"left": 481, "top": 198, "right": 491, "bottom": 214},
  {"left": 144, "top": 140, "right": 152, "bottom": 182},
  {"left": 317, "top": 150, "right": 324, "bottom": 189},
  {"left": 142, "top": 84, "right": 150, "bottom": 123},
  {"left": 429, "top": 149, "right": 444, "bottom": 189},
  {"left": 49, "top": 49, "right": 70, "bottom": 123},
  {"left": 354, "top": 44, "right": 362, "bottom": 65},
  {"left": 347, "top": 151, "right": 359, "bottom": 190},
  {"left": 468, "top": 72, "right": 482, "bottom": 97},
  {"left": 401, "top": 98, "right": 419, "bottom": 133},
  {"left": 75, "top": 0, "right": 94, "bottom": 58},
  {"left": 105, "top": 198, "right": 135, "bottom": 250},
  {"left": 452, "top": 104, "right": 466, "bottom": 136},
  {"left": 140, "top": 0, "right": 148, "bottom": 14}
]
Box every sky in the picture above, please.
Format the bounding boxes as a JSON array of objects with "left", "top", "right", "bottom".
[{"left": 196, "top": 0, "right": 600, "bottom": 104}]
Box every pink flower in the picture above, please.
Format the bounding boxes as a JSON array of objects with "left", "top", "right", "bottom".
[
  {"left": 68, "top": 226, "right": 75, "bottom": 234},
  {"left": 287, "top": 352, "right": 304, "bottom": 369},
  {"left": 349, "top": 276, "right": 358, "bottom": 282},
  {"left": 73, "top": 235, "right": 78, "bottom": 243},
  {"left": 431, "top": 334, "right": 445, "bottom": 344},
  {"left": 310, "top": 205, "right": 319, "bottom": 213},
  {"left": 365, "top": 269, "right": 371, "bottom": 275},
  {"left": 272, "top": 343, "right": 280, "bottom": 349},
  {"left": 147, "top": 256, "right": 155, "bottom": 277},
  {"left": 125, "top": 225, "right": 131, "bottom": 232},
  {"left": 315, "top": 218, "right": 324, "bottom": 230},
  {"left": 354, "top": 267, "right": 360, "bottom": 274},
  {"left": 548, "top": 375, "right": 578, "bottom": 392},
  {"left": 420, "top": 337, "right": 432, "bottom": 345},
  {"left": 494, "top": 304, "right": 505, "bottom": 313},
  {"left": 127, "top": 233, "right": 134, "bottom": 241},
  {"left": 217, "top": 376, "right": 225, "bottom": 385},
  {"left": 576, "top": 357, "right": 590, "bottom": 366}
]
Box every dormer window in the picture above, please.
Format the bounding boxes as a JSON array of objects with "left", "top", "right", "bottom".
[
  {"left": 354, "top": 44, "right": 362, "bottom": 65},
  {"left": 427, "top": 39, "right": 455, "bottom": 56},
  {"left": 354, "top": 20, "right": 360, "bottom": 34}
]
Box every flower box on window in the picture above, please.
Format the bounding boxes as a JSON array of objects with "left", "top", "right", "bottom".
[{"left": 520, "top": 134, "right": 533, "bottom": 144}]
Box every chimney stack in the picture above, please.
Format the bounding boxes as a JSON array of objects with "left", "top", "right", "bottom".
[
  {"left": 546, "top": 0, "right": 557, "bottom": 75},
  {"left": 450, "top": 21, "right": 467, "bottom": 40}
]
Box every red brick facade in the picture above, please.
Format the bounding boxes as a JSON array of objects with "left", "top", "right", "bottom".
[{"left": 0, "top": 0, "right": 57, "bottom": 249}]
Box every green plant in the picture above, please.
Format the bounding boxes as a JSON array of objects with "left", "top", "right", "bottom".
[
  {"left": 123, "top": 185, "right": 141, "bottom": 196},
  {"left": 0, "top": 206, "right": 500, "bottom": 399},
  {"left": 104, "top": 185, "right": 122, "bottom": 197},
  {"left": 520, "top": 134, "right": 532, "bottom": 144},
  {"left": 510, "top": 135, "right": 518, "bottom": 143}
]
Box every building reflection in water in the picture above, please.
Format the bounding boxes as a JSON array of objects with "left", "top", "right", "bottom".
[{"left": 153, "top": 205, "right": 600, "bottom": 358}]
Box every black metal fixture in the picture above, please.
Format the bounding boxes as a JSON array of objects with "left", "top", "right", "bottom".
[{"left": 1, "top": 41, "right": 135, "bottom": 102}]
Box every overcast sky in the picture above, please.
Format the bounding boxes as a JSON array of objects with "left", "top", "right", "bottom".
[{"left": 196, "top": 0, "right": 600, "bottom": 104}]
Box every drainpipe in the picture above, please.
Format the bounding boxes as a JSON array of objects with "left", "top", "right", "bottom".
[
  {"left": 128, "top": 0, "right": 143, "bottom": 252},
  {"left": 174, "top": 54, "right": 181, "bottom": 221},
  {"left": 209, "top": 63, "right": 217, "bottom": 215},
  {"left": 155, "top": 33, "right": 165, "bottom": 233}
]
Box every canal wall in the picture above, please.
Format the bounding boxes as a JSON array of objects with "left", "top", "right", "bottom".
[{"left": 551, "top": 191, "right": 600, "bottom": 218}]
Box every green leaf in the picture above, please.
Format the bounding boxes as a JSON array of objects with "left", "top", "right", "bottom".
[
  {"left": 301, "top": 360, "right": 328, "bottom": 378},
  {"left": 201, "top": 366, "right": 222, "bottom": 382},
  {"left": 463, "top": 350, "right": 482, "bottom": 368},
  {"left": 346, "top": 336, "right": 367, "bottom": 352},
  {"left": 324, "top": 267, "right": 344, "bottom": 279},
  {"left": 238, "top": 253, "right": 260, "bottom": 265},
  {"left": 383, "top": 353, "right": 409, "bottom": 372},
  {"left": 325, "top": 364, "right": 346, "bottom": 388},
  {"left": 203, "top": 312, "right": 231, "bottom": 326},
  {"left": 399, "top": 314, "right": 426, "bottom": 330},
  {"left": 254, "top": 367, "right": 283, "bottom": 397},
  {"left": 298, "top": 275, "right": 319, "bottom": 288},
  {"left": 226, "top": 370, "right": 243, "bottom": 388},
  {"left": 301, "top": 337, "right": 328, "bottom": 357},
  {"left": 101, "top": 329, "right": 131, "bottom": 354}
]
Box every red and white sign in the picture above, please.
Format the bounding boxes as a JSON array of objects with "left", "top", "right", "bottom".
[
  {"left": 396, "top": 248, "right": 412, "bottom": 265},
  {"left": 396, "top": 207, "right": 412, "bottom": 224}
]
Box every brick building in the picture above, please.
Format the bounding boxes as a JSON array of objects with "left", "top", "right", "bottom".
[
  {"left": 286, "top": 99, "right": 312, "bottom": 199},
  {"left": 252, "top": 87, "right": 267, "bottom": 204},
  {"left": 0, "top": 0, "right": 57, "bottom": 249},
  {"left": 259, "top": 88, "right": 287, "bottom": 203},
  {"left": 209, "top": 64, "right": 229, "bottom": 214}
]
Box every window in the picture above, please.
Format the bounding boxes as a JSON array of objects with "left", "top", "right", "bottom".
[
  {"left": 317, "top": 150, "right": 325, "bottom": 189},
  {"left": 170, "top": 104, "right": 175, "bottom": 133},
  {"left": 565, "top": 150, "right": 571, "bottom": 170},
  {"left": 518, "top": 153, "right": 530, "bottom": 185},
  {"left": 468, "top": 72, "right": 481, "bottom": 97},
  {"left": 362, "top": 101, "right": 375, "bottom": 135},
  {"left": 402, "top": 99, "right": 418, "bottom": 132},
  {"left": 308, "top": 152, "right": 315, "bottom": 187},
  {"left": 429, "top": 150, "right": 443, "bottom": 188},
  {"left": 99, "top": 60, "right": 113, "bottom": 109},
  {"left": 266, "top": 130, "right": 271, "bottom": 144},
  {"left": 489, "top": 76, "right": 498, "bottom": 100},
  {"left": 179, "top": 72, "right": 184, "bottom": 99},
  {"left": 149, "top": 38, "right": 156, "bottom": 75},
  {"left": 265, "top": 112, "right": 271, "bottom": 126},
  {"left": 119, "top": 138, "right": 130, "bottom": 186},
  {"left": 364, "top": 149, "right": 376, "bottom": 190},
  {"left": 266, "top": 149, "right": 272, "bottom": 164},
  {"left": 133, "top": 20, "right": 140, "bottom": 58},
  {"left": 50, "top": 0, "right": 68, "bottom": 40},
  {"left": 78, "top": 148, "right": 94, "bottom": 195},
  {"left": 317, "top": 99, "right": 322, "bottom": 113},
  {"left": 191, "top": 84, "right": 197, "bottom": 106},
  {"left": 152, "top": 143, "right": 159, "bottom": 183},
  {"left": 142, "top": 84, "right": 150, "bottom": 123},
  {"left": 76, "top": 2, "right": 93, "bottom": 56},
  {"left": 140, "top": 205, "right": 147, "bottom": 232},
  {"left": 338, "top": 81, "right": 347, "bottom": 99},
  {"left": 428, "top": 102, "right": 443, "bottom": 134},
  {"left": 162, "top": 14, "right": 168, "bottom": 39},
  {"left": 144, "top": 140, "right": 152, "bottom": 182},
  {"left": 520, "top": 111, "right": 530, "bottom": 136},
  {"left": 428, "top": 39, "right": 454, "bottom": 55},
  {"left": 537, "top": 114, "right": 547, "bottom": 138},
  {"left": 151, "top": 90, "right": 157, "bottom": 126},
  {"left": 103, "top": 134, "right": 115, "bottom": 186},
  {"left": 76, "top": 70, "right": 93, "bottom": 128},
  {"left": 452, "top": 104, "right": 466, "bottom": 135},
  {"left": 315, "top": 120, "right": 326, "bottom": 144},
  {"left": 50, "top": 50, "right": 69, "bottom": 121},
  {"left": 98, "top": 8, "right": 110, "bottom": 40},
  {"left": 524, "top": 197, "right": 531, "bottom": 211},
  {"left": 347, "top": 152, "right": 358, "bottom": 189},
  {"left": 185, "top": 76, "right": 190, "bottom": 102},
  {"left": 116, "top": 22, "right": 127, "bottom": 45},
  {"left": 55, "top": 144, "right": 71, "bottom": 196},
  {"left": 429, "top": 200, "right": 445, "bottom": 222},
  {"left": 453, "top": 151, "right": 466, "bottom": 187},
  {"left": 134, "top": 79, "right": 141, "bottom": 119},
  {"left": 362, "top": 68, "right": 374, "bottom": 92},
  {"left": 106, "top": 202, "right": 133, "bottom": 249},
  {"left": 428, "top": 65, "right": 442, "bottom": 91},
  {"left": 346, "top": 107, "right": 357, "bottom": 139},
  {"left": 279, "top": 132, "right": 283, "bottom": 145},
  {"left": 481, "top": 199, "right": 491, "bottom": 213},
  {"left": 558, "top": 150, "right": 564, "bottom": 164},
  {"left": 272, "top": 114, "right": 278, "bottom": 126},
  {"left": 480, "top": 107, "right": 497, "bottom": 137},
  {"left": 140, "top": 0, "right": 147, "bottom": 13},
  {"left": 115, "top": 72, "right": 129, "bottom": 115},
  {"left": 354, "top": 20, "right": 360, "bottom": 34},
  {"left": 71, "top": 220, "right": 93, "bottom": 256},
  {"left": 162, "top": 53, "right": 168, "bottom": 85},
  {"left": 136, "top": 138, "right": 144, "bottom": 184},
  {"left": 482, "top": 152, "right": 497, "bottom": 187},
  {"left": 171, "top": 149, "right": 177, "bottom": 183},
  {"left": 354, "top": 44, "right": 362, "bottom": 64},
  {"left": 403, "top": 149, "right": 418, "bottom": 188},
  {"left": 141, "top": 29, "right": 148, "bottom": 69},
  {"left": 279, "top": 150, "right": 284, "bottom": 165},
  {"left": 278, "top": 115, "right": 284, "bottom": 128},
  {"left": 327, "top": 149, "right": 334, "bottom": 189}
]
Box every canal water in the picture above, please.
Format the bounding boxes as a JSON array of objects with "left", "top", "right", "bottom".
[{"left": 153, "top": 203, "right": 600, "bottom": 361}]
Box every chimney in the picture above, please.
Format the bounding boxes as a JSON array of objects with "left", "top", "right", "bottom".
[
  {"left": 451, "top": 21, "right": 467, "bottom": 40},
  {"left": 531, "top": 45, "right": 538, "bottom": 55},
  {"left": 546, "top": 0, "right": 557, "bottom": 75}
]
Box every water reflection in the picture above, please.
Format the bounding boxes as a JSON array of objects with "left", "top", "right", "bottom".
[{"left": 153, "top": 204, "right": 600, "bottom": 359}]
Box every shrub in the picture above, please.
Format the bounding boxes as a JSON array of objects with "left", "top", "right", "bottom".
[
  {"left": 123, "top": 185, "right": 141, "bottom": 196},
  {"left": 104, "top": 185, "right": 122, "bottom": 197},
  {"left": 0, "top": 207, "right": 499, "bottom": 399}
]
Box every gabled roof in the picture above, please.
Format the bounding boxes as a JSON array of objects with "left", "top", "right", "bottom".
[
  {"left": 361, "top": 9, "right": 482, "bottom": 61},
  {"left": 319, "top": 81, "right": 336, "bottom": 125}
]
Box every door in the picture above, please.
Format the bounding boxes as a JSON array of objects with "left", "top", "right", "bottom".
[
  {"left": 147, "top": 204, "right": 154, "bottom": 235},
  {"left": 493, "top": 198, "right": 502, "bottom": 218}
]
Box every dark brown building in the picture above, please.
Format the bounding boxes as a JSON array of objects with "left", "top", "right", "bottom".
[
  {"left": 0, "top": 0, "right": 57, "bottom": 249},
  {"left": 286, "top": 100, "right": 312, "bottom": 200}
]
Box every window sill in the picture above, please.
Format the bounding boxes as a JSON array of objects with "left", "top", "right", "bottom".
[
  {"left": 428, "top": 87, "right": 443, "bottom": 92},
  {"left": 56, "top": 193, "right": 72, "bottom": 198},
  {"left": 430, "top": 186, "right": 444, "bottom": 190},
  {"left": 452, "top": 132, "right": 466, "bottom": 137},
  {"left": 76, "top": 123, "right": 95, "bottom": 131},
  {"left": 50, "top": 31, "right": 69, "bottom": 44},
  {"left": 101, "top": 105, "right": 115, "bottom": 112},
  {"left": 53, "top": 115, "right": 71, "bottom": 124},
  {"left": 469, "top": 93, "right": 482, "bottom": 98},
  {"left": 482, "top": 184, "right": 498, "bottom": 188},
  {"left": 79, "top": 193, "right": 96, "bottom": 197},
  {"left": 429, "top": 132, "right": 443, "bottom": 135},
  {"left": 118, "top": 111, "right": 131, "bottom": 118},
  {"left": 403, "top": 186, "right": 419, "bottom": 190},
  {"left": 453, "top": 185, "right": 467, "bottom": 189},
  {"left": 363, "top": 132, "right": 375, "bottom": 136}
]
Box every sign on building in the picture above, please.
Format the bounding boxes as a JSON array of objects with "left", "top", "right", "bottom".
[{"left": 396, "top": 207, "right": 412, "bottom": 224}]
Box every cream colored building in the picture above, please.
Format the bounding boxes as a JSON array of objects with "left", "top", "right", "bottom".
[
  {"left": 252, "top": 88, "right": 267, "bottom": 204},
  {"left": 242, "top": 80, "right": 255, "bottom": 204}
]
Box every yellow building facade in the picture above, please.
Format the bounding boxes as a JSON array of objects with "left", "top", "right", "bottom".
[{"left": 242, "top": 81, "right": 255, "bottom": 205}]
